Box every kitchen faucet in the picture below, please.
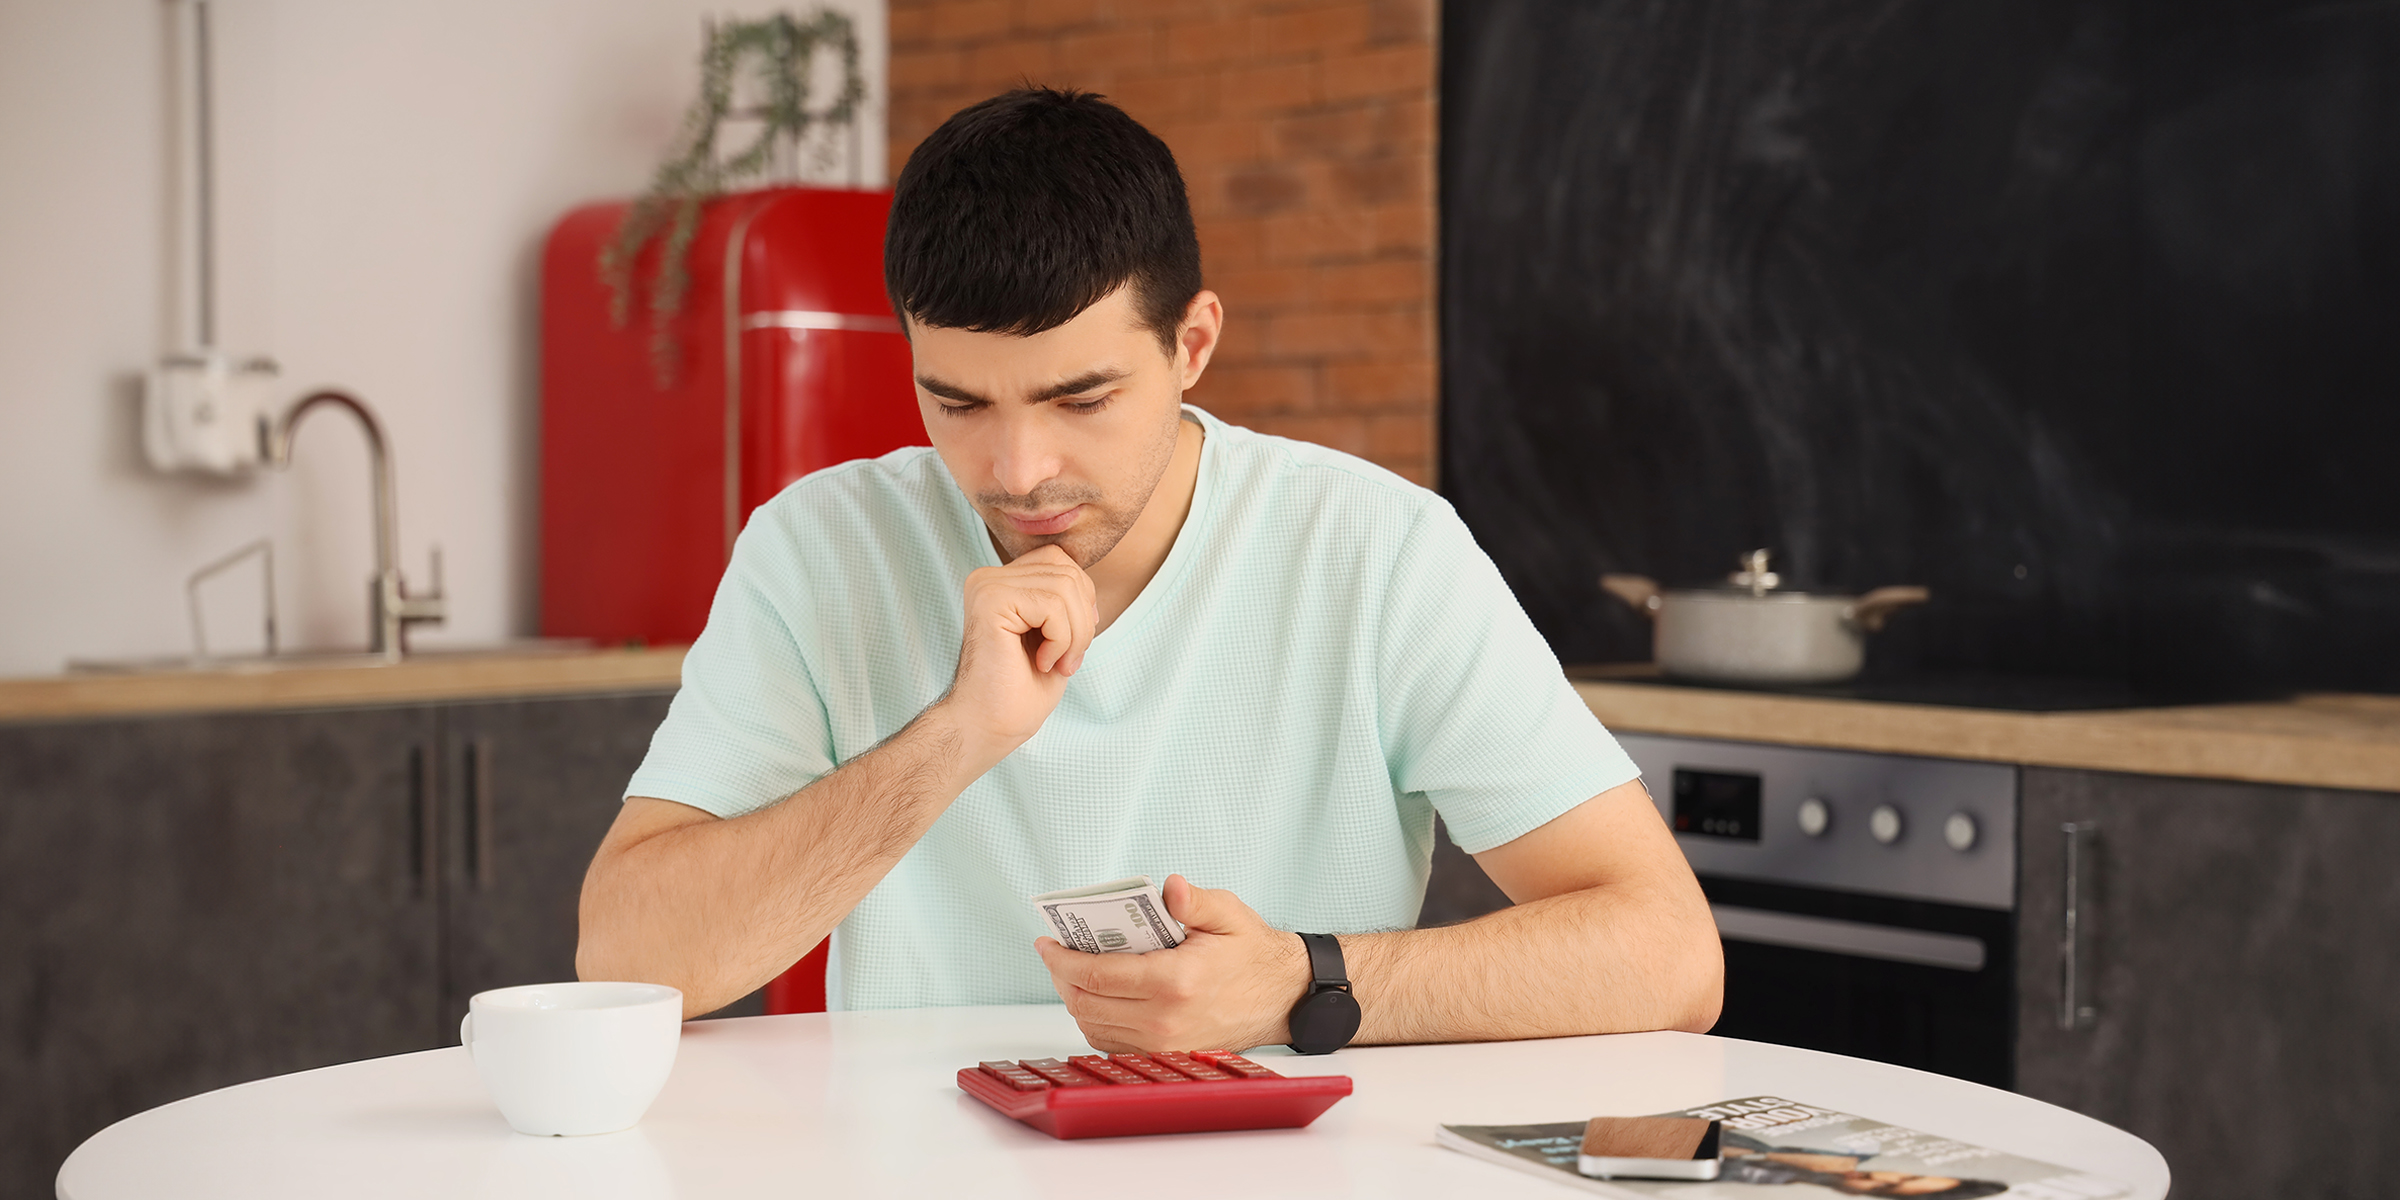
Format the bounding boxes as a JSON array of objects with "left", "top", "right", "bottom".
[{"left": 263, "top": 389, "right": 445, "bottom": 661}]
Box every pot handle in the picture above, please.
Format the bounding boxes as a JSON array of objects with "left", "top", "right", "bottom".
[
  {"left": 1846, "top": 586, "right": 1930, "bottom": 632},
  {"left": 1599, "top": 574, "right": 1663, "bottom": 618}
]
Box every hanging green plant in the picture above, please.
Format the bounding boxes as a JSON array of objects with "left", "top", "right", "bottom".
[{"left": 601, "top": 10, "right": 866, "bottom": 386}]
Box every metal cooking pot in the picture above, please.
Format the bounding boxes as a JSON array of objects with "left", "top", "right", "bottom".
[{"left": 1600, "top": 550, "right": 1929, "bottom": 685}]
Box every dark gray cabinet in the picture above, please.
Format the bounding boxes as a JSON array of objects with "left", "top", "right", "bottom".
[
  {"left": 2017, "top": 768, "right": 2400, "bottom": 1200},
  {"left": 0, "top": 690, "right": 682, "bottom": 1200},
  {"left": 441, "top": 694, "right": 673, "bottom": 1016},
  {"left": 0, "top": 706, "right": 443, "bottom": 1198},
  {"left": 1418, "top": 816, "right": 1514, "bottom": 927}
]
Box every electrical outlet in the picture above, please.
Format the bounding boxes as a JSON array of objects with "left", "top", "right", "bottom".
[{"left": 142, "top": 351, "right": 282, "bottom": 474}]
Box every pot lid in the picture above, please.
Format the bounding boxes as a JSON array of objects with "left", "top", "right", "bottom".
[
  {"left": 1728, "top": 548, "right": 1780, "bottom": 596},
  {"left": 1661, "top": 548, "right": 1818, "bottom": 596},
  {"left": 1663, "top": 550, "right": 1851, "bottom": 600},
  {"left": 1649, "top": 553, "right": 1933, "bottom": 631}
]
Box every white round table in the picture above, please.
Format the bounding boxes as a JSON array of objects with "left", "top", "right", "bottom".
[{"left": 58, "top": 1005, "right": 2167, "bottom": 1199}]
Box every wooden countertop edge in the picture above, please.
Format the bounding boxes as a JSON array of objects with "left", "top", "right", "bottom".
[
  {"left": 1576, "top": 680, "right": 2400, "bottom": 794},
  {"left": 5, "top": 651, "right": 2390, "bottom": 792},
  {"left": 0, "top": 648, "right": 688, "bottom": 723}
]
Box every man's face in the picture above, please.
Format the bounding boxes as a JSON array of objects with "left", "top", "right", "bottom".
[{"left": 908, "top": 286, "right": 1206, "bottom": 567}]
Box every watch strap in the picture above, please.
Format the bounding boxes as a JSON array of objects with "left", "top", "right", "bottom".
[{"left": 1298, "top": 932, "right": 1348, "bottom": 991}]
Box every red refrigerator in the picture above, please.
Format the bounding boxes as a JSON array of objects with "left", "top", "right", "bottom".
[{"left": 540, "top": 186, "right": 927, "bottom": 1013}]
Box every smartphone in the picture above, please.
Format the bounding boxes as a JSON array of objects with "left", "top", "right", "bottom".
[{"left": 1576, "top": 1116, "right": 1724, "bottom": 1180}]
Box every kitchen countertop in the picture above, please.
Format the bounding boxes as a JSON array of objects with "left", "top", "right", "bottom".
[
  {"left": 0, "top": 646, "right": 686, "bottom": 724},
  {"left": 4, "top": 647, "right": 2391, "bottom": 793},
  {"left": 1573, "top": 665, "right": 2400, "bottom": 793}
]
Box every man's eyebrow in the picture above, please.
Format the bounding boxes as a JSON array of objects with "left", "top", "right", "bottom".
[
  {"left": 1032, "top": 368, "right": 1129, "bottom": 402},
  {"left": 915, "top": 368, "right": 1132, "bottom": 406},
  {"left": 915, "top": 374, "right": 989, "bottom": 405}
]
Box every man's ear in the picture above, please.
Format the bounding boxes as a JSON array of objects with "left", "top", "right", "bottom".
[{"left": 1175, "top": 290, "right": 1225, "bottom": 391}]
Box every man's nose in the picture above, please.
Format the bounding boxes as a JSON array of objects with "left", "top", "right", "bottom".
[{"left": 989, "top": 413, "right": 1064, "bottom": 499}]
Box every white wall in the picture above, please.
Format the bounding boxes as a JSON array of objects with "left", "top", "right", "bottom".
[{"left": 0, "top": 0, "right": 887, "bottom": 676}]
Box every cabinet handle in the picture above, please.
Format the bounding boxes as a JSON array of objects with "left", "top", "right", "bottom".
[
  {"left": 2058, "top": 820, "right": 2097, "bottom": 1031},
  {"left": 464, "top": 738, "right": 495, "bottom": 891},
  {"left": 409, "top": 744, "right": 435, "bottom": 898}
]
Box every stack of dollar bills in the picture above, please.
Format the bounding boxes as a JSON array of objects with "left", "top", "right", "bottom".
[{"left": 1032, "top": 876, "right": 1186, "bottom": 954}]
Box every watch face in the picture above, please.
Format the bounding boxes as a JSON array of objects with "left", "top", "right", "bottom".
[{"left": 1292, "top": 990, "right": 1362, "bottom": 1054}]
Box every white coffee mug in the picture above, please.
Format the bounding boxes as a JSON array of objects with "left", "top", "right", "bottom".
[{"left": 460, "top": 981, "right": 683, "bottom": 1136}]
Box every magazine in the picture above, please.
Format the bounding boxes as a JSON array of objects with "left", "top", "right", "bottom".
[{"left": 1438, "top": 1096, "right": 2131, "bottom": 1199}]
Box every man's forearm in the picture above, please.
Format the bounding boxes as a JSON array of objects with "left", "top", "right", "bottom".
[
  {"left": 576, "top": 704, "right": 990, "bottom": 1016},
  {"left": 1339, "top": 877, "right": 1723, "bottom": 1045}
]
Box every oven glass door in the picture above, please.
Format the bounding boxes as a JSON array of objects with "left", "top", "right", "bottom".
[{"left": 1701, "top": 875, "right": 2016, "bottom": 1089}]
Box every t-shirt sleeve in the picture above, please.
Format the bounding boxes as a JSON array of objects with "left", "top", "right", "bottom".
[
  {"left": 1378, "top": 497, "right": 1642, "bottom": 854},
  {"left": 623, "top": 520, "right": 838, "bottom": 819}
]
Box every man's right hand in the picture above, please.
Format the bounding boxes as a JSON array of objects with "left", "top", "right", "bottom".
[{"left": 940, "top": 544, "right": 1098, "bottom": 759}]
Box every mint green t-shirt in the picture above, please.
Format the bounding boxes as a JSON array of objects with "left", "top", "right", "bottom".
[{"left": 625, "top": 406, "right": 1639, "bottom": 1011}]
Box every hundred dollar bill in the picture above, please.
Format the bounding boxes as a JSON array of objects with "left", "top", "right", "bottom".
[{"left": 1030, "top": 875, "right": 1186, "bottom": 954}]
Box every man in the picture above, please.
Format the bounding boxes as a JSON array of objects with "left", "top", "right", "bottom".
[{"left": 578, "top": 88, "right": 1721, "bottom": 1054}]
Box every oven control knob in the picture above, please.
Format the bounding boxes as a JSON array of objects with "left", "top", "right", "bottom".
[
  {"left": 1869, "top": 804, "right": 1905, "bottom": 845},
  {"left": 1944, "top": 812, "right": 1979, "bottom": 852},
  {"left": 1797, "top": 797, "right": 1831, "bottom": 838}
]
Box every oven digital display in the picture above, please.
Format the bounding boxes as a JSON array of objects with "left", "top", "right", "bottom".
[{"left": 1671, "top": 769, "right": 1762, "bottom": 841}]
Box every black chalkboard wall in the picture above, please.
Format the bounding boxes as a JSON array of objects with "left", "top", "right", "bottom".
[{"left": 1440, "top": 0, "right": 2400, "bottom": 697}]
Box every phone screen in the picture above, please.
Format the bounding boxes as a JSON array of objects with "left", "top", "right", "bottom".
[{"left": 1578, "top": 1117, "right": 1724, "bottom": 1180}]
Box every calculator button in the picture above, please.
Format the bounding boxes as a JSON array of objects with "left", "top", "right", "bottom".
[
  {"left": 1191, "top": 1051, "right": 1277, "bottom": 1078},
  {"left": 1108, "top": 1054, "right": 1189, "bottom": 1083},
  {"left": 977, "top": 1062, "right": 1052, "bottom": 1091},
  {"left": 1018, "top": 1058, "right": 1102, "bottom": 1087},
  {"left": 1151, "top": 1052, "right": 1234, "bottom": 1081},
  {"left": 1067, "top": 1055, "right": 1154, "bottom": 1085}
]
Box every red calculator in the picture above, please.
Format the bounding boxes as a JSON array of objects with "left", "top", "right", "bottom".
[{"left": 956, "top": 1050, "right": 1353, "bottom": 1139}]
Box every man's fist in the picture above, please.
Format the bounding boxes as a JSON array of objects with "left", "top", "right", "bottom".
[
  {"left": 1036, "top": 875, "right": 1312, "bottom": 1054},
  {"left": 943, "top": 544, "right": 1097, "bottom": 756}
]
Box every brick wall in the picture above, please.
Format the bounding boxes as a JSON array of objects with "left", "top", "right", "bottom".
[{"left": 888, "top": 0, "right": 1439, "bottom": 486}]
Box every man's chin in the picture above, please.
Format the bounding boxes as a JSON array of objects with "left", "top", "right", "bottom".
[
  {"left": 989, "top": 518, "right": 1128, "bottom": 569},
  {"left": 997, "top": 531, "right": 1067, "bottom": 562}
]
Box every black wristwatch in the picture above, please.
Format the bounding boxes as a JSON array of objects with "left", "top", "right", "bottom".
[{"left": 1286, "top": 932, "right": 1362, "bottom": 1055}]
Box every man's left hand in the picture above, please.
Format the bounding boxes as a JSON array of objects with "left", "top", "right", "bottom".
[{"left": 1036, "top": 874, "right": 1310, "bottom": 1053}]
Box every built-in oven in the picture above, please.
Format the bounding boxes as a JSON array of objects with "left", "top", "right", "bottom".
[{"left": 1614, "top": 733, "right": 2019, "bottom": 1089}]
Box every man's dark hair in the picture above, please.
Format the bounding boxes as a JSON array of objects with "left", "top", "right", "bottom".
[{"left": 885, "top": 87, "right": 1202, "bottom": 355}]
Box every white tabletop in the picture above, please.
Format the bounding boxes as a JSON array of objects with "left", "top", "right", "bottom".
[{"left": 58, "top": 1005, "right": 2168, "bottom": 1199}]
